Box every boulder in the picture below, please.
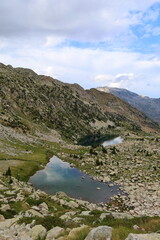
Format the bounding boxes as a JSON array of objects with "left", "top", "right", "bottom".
[
  {"left": 39, "top": 202, "right": 48, "bottom": 208},
  {"left": 100, "top": 213, "right": 111, "bottom": 220},
  {"left": 0, "top": 217, "right": 20, "bottom": 230},
  {"left": 46, "top": 226, "right": 65, "bottom": 240},
  {"left": 39, "top": 202, "right": 49, "bottom": 214},
  {"left": 27, "top": 209, "right": 44, "bottom": 218},
  {"left": 30, "top": 225, "right": 47, "bottom": 240},
  {"left": 85, "top": 226, "right": 112, "bottom": 240},
  {"left": 125, "top": 233, "right": 160, "bottom": 240},
  {"left": 67, "top": 201, "right": 79, "bottom": 208},
  {"left": 60, "top": 211, "right": 76, "bottom": 220},
  {"left": 80, "top": 211, "right": 91, "bottom": 216},
  {"left": 111, "top": 212, "right": 133, "bottom": 219},
  {"left": 0, "top": 204, "right": 10, "bottom": 211}
]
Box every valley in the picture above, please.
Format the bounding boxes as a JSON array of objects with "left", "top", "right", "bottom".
[{"left": 0, "top": 63, "right": 160, "bottom": 240}]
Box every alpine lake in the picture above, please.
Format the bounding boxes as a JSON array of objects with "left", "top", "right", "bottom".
[{"left": 29, "top": 137, "right": 124, "bottom": 203}]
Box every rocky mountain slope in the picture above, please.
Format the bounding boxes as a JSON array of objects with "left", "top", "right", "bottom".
[
  {"left": 0, "top": 63, "right": 160, "bottom": 240},
  {"left": 87, "top": 88, "right": 158, "bottom": 133},
  {"left": 0, "top": 63, "right": 159, "bottom": 145},
  {"left": 97, "top": 86, "right": 160, "bottom": 123}
]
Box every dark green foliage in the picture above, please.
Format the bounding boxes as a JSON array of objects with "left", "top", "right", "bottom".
[
  {"left": 9, "top": 177, "right": 13, "bottom": 184},
  {"left": 102, "top": 146, "right": 107, "bottom": 153},
  {"left": 111, "top": 146, "right": 117, "bottom": 154},
  {"left": 0, "top": 209, "right": 17, "bottom": 219},
  {"left": 5, "top": 167, "right": 12, "bottom": 176},
  {"left": 26, "top": 197, "right": 44, "bottom": 206},
  {"left": 78, "top": 134, "right": 117, "bottom": 146},
  {"left": 95, "top": 159, "right": 103, "bottom": 166},
  {"left": 89, "top": 147, "right": 98, "bottom": 155}
]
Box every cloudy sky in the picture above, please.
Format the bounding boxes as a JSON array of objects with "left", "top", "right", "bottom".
[{"left": 0, "top": 0, "right": 160, "bottom": 97}]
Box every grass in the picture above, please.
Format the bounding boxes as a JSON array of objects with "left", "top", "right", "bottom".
[
  {"left": 0, "top": 134, "right": 89, "bottom": 182},
  {"left": 68, "top": 227, "right": 90, "bottom": 240},
  {"left": 18, "top": 215, "right": 65, "bottom": 231},
  {"left": 101, "top": 216, "right": 160, "bottom": 240},
  {"left": 10, "top": 201, "right": 29, "bottom": 213},
  {"left": 0, "top": 209, "right": 17, "bottom": 219},
  {"left": 78, "top": 215, "right": 160, "bottom": 240},
  {"left": 112, "top": 226, "right": 137, "bottom": 240}
]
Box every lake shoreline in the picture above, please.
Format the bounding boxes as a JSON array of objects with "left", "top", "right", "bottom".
[{"left": 29, "top": 155, "right": 125, "bottom": 204}]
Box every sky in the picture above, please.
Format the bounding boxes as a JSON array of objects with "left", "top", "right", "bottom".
[{"left": 0, "top": 0, "right": 160, "bottom": 98}]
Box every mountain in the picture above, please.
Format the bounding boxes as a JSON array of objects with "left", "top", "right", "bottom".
[
  {"left": 97, "top": 86, "right": 160, "bottom": 123},
  {"left": 87, "top": 88, "right": 158, "bottom": 133},
  {"left": 0, "top": 63, "right": 160, "bottom": 240},
  {"left": 0, "top": 63, "right": 159, "bottom": 145}
]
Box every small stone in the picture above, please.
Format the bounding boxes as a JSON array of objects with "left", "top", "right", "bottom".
[{"left": 133, "top": 225, "right": 140, "bottom": 230}]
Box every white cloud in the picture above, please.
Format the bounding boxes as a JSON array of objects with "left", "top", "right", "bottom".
[
  {"left": 0, "top": 40, "right": 160, "bottom": 97},
  {"left": 0, "top": 0, "right": 160, "bottom": 42},
  {"left": 0, "top": 0, "right": 160, "bottom": 98},
  {"left": 44, "top": 36, "right": 65, "bottom": 47}
]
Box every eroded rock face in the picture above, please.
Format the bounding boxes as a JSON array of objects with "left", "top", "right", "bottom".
[
  {"left": 125, "top": 233, "right": 160, "bottom": 240},
  {"left": 85, "top": 226, "right": 112, "bottom": 240}
]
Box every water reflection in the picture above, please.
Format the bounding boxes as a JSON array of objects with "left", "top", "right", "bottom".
[
  {"left": 102, "top": 136, "right": 123, "bottom": 147},
  {"left": 30, "top": 156, "right": 123, "bottom": 203}
]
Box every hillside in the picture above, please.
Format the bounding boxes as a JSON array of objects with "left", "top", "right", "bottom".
[
  {"left": 87, "top": 88, "right": 158, "bottom": 133},
  {"left": 0, "top": 63, "right": 107, "bottom": 142},
  {"left": 0, "top": 63, "right": 159, "bottom": 145},
  {"left": 97, "top": 86, "right": 160, "bottom": 123}
]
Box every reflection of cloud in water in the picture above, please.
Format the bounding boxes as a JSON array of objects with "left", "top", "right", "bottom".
[
  {"left": 30, "top": 154, "right": 124, "bottom": 203},
  {"left": 41, "top": 156, "right": 82, "bottom": 183},
  {"left": 102, "top": 136, "right": 123, "bottom": 147},
  {"left": 49, "top": 156, "right": 70, "bottom": 169},
  {"left": 43, "top": 168, "right": 66, "bottom": 182}
]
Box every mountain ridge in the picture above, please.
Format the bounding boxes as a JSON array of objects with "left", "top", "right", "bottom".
[
  {"left": 97, "top": 86, "right": 160, "bottom": 123},
  {"left": 0, "top": 63, "right": 159, "bottom": 143}
]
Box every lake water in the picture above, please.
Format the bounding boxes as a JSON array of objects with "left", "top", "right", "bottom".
[
  {"left": 102, "top": 136, "right": 123, "bottom": 147},
  {"left": 29, "top": 156, "right": 123, "bottom": 203},
  {"left": 30, "top": 137, "right": 124, "bottom": 203}
]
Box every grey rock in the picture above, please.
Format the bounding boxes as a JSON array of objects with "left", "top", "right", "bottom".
[
  {"left": 0, "top": 217, "right": 20, "bottom": 230},
  {"left": 46, "top": 226, "right": 65, "bottom": 240},
  {"left": 85, "top": 226, "right": 112, "bottom": 240},
  {"left": 111, "top": 212, "right": 133, "bottom": 219},
  {"left": 100, "top": 213, "right": 111, "bottom": 220},
  {"left": 30, "top": 225, "right": 47, "bottom": 240},
  {"left": 125, "top": 233, "right": 160, "bottom": 240},
  {"left": 0, "top": 204, "right": 10, "bottom": 211},
  {"left": 80, "top": 211, "right": 91, "bottom": 216}
]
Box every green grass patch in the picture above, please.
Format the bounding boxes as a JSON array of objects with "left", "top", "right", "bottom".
[
  {"left": 18, "top": 215, "right": 66, "bottom": 231},
  {"left": 68, "top": 227, "right": 90, "bottom": 240}
]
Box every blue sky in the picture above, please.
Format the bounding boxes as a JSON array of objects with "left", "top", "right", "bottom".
[{"left": 0, "top": 0, "right": 160, "bottom": 97}]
